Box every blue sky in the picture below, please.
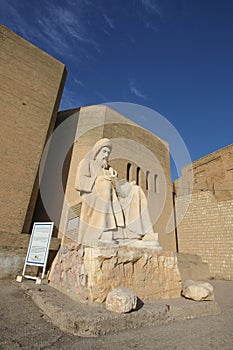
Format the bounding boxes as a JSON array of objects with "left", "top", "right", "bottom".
[{"left": 1, "top": 0, "right": 233, "bottom": 176}]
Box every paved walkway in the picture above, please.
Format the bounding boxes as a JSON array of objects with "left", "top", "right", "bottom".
[{"left": 0, "top": 279, "right": 232, "bottom": 349}]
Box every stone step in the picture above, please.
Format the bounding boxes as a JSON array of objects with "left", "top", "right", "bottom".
[
  {"left": 177, "top": 253, "right": 209, "bottom": 281},
  {"left": 20, "top": 280, "right": 220, "bottom": 337}
]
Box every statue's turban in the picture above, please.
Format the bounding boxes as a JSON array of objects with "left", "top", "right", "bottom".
[{"left": 92, "top": 138, "right": 112, "bottom": 160}]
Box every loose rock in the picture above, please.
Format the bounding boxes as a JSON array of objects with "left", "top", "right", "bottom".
[
  {"left": 182, "top": 280, "right": 215, "bottom": 301},
  {"left": 106, "top": 287, "right": 138, "bottom": 313}
]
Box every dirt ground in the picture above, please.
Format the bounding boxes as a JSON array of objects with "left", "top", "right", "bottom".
[{"left": 0, "top": 279, "right": 232, "bottom": 350}]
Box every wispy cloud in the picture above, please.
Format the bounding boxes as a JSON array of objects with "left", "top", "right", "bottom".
[
  {"left": 60, "top": 90, "right": 84, "bottom": 110},
  {"left": 103, "top": 13, "right": 114, "bottom": 29},
  {"left": 37, "top": 17, "right": 70, "bottom": 54},
  {"left": 145, "top": 21, "right": 158, "bottom": 31},
  {"left": 130, "top": 81, "right": 147, "bottom": 100},
  {"left": 95, "top": 91, "right": 108, "bottom": 103},
  {"left": 59, "top": 75, "right": 85, "bottom": 110},
  {"left": 0, "top": 2, "right": 33, "bottom": 41},
  {"left": 103, "top": 29, "right": 111, "bottom": 37},
  {"left": 0, "top": 0, "right": 101, "bottom": 58},
  {"left": 38, "top": 3, "right": 101, "bottom": 54},
  {"left": 72, "top": 77, "right": 84, "bottom": 87},
  {"left": 127, "top": 33, "right": 135, "bottom": 44},
  {"left": 141, "top": 0, "right": 163, "bottom": 17}
]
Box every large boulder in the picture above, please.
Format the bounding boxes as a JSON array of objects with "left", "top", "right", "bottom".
[
  {"left": 181, "top": 280, "right": 215, "bottom": 301},
  {"left": 106, "top": 287, "right": 138, "bottom": 313}
]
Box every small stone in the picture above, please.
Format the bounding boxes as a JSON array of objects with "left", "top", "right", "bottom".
[
  {"left": 106, "top": 287, "right": 138, "bottom": 313},
  {"left": 181, "top": 280, "right": 215, "bottom": 301}
]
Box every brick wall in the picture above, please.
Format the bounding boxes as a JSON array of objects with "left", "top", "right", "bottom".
[
  {"left": 0, "top": 25, "right": 65, "bottom": 278},
  {"left": 175, "top": 144, "right": 233, "bottom": 279},
  {"left": 0, "top": 25, "right": 66, "bottom": 235}
]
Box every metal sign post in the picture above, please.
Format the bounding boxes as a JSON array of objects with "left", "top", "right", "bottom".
[{"left": 17, "top": 222, "right": 54, "bottom": 284}]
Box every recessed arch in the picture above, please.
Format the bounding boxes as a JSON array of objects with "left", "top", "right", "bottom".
[
  {"left": 154, "top": 174, "right": 158, "bottom": 192},
  {"left": 136, "top": 166, "right": 141, "bottom": 185},
  {"left": 126, "top": 163, "right": 131, "bottom": 181},
  {"left": 146, "top": 170, "right": 150, "bottom": 190}
]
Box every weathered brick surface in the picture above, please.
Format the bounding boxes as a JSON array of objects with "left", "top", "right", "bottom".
[
  {"left": 0, "top": 25, "right": 66, "bottom": 235},
  {"left": 175, "top": 144, "right": 233, "bottom": 279}
]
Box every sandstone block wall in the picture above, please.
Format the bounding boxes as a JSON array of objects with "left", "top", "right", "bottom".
[
  {"left": 174, "top": 144, "right": 233, "bottom": 279},
  {"left": 0, "top": 25, "right": 66, "bottom": 235}
]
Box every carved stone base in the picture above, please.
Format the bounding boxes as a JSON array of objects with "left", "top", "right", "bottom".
[{"left": 49, "top": 244, "right": 182, "bottom": 303}]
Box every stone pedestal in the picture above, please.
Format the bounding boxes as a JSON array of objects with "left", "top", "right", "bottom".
[{"left": 49, "top": 244, "right": 182, "bottom": 302}]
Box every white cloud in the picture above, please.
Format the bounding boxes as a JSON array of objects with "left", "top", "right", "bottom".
[
  {"left": 145, "top": 21, "right": 158, "bottom": 31},
  {"left": 141, "top": 0, "right": 162, "bottom": 17},
  {"left": 45, "top": 3, "right": 100, "bottom": 51},
  {"left": 130, "top": 81, "right": 147, "bottom": 100},
  {"left": 37, "top": 17, "right": 70, "bottom": 54},
  {"left": 103, "top": 29, "right": 111, "bottom": 37},
  {"left": 0, "top": 2, "right": 31, "bottom": 40},
  {"left": 1, "top": 0, "right": 101, "bottom": 57},
  {"left": 72, "top": 77, "right": 84, "bottom": 87},
  {"left": 51, "top": 6, "right": 85, "bottom": 41},
  {"left": 103, "top": 13, "right": 114, "bottom": 29},
  {"left": 60, "top": 90, "right": 84, "bottom": 110}
]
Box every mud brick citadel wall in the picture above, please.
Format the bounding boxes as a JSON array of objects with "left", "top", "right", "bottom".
[
  {"left": 175, "top": 144, "right": 233, "bottom": 279},
  {"left": 0, "top": 25, "right": 66, "bottom": 277}
]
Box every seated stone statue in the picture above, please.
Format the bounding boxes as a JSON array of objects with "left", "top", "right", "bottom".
[{"left": 75, "top": 138, "right": 161, "bottom": 249}]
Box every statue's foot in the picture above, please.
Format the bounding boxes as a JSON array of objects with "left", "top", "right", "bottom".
[
  {"left": 98, "top": 230, "right": 118, "bottom": 245},
  {"left": 142, "top": 232, "right": 159, "bottom": 241},
  {"left": 117, "top": 239, "right": 138, "bottom": 246},
  {"left": 130, "top": 240, "right": 162, "bottom": 250},
  {"left": 98, "top": 239, "right": 118, "bottom": 245},
  {"left": 140, "top": 232, "right": 162, "bottom": 250},
  {"left": 121, "top": 233, "right": 162, "bottom": 250}
]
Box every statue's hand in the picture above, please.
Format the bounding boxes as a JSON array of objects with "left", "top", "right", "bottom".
[
  {"left": 98, "top": 174, "right": 116, "bottom": 181},
  {"left": 104, "top": 174, "right": 117, "bottom": 181},
  {"left": 102, "top": 167, "right": 117, "bottom": 181}
]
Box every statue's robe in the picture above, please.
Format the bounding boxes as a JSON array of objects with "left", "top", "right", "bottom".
[
  {"left": 76, "top": 158, "right": 154, "bottom": 244},
  {"left": 75, "top": 158, "right": 124, "bottom": 243}
]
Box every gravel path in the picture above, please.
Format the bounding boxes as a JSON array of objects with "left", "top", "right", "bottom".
[{"left": 0, "top": 279, "right": 232, "bottom": 349}]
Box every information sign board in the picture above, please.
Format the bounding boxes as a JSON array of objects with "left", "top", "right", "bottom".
[{"left": 20, "top": 222, "right": 54, "bottom": 282}]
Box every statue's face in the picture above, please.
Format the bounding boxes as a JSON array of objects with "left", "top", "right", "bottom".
[{"left": 96, "top": 146, "right": 111, "bottom": 162}]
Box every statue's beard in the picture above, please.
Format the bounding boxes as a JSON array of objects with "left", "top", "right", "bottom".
[{"left": 101, "top": 159, "right": 108, "bottom": 169}]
